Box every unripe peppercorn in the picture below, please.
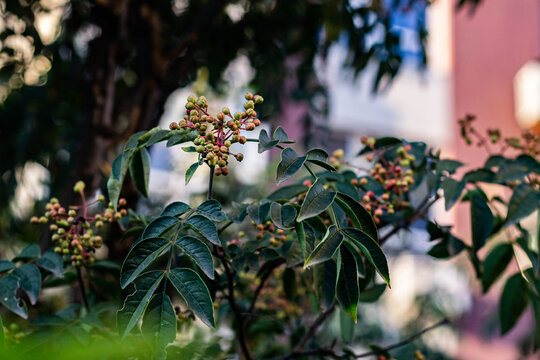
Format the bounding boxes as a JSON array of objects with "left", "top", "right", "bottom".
[
  {"left": 221, "top": 168, "right": 229, "bottom": 176},
  {"left": 234, "top": 112, "right": 242, "bottom": 120},
  {"left": 239, "top": 136, "right": 247, "bottom": 144},
  {"left": 245, "top": 92, "right": 253, "bottom": 100},
  {"left": 217, "top": 112, "right": 225, "bottom": 121},
  {"left": 73, "top": 180, "right": 85, "bottom": 194},
  {"left": 243, "top": 100, "right": 254, "bottom": 109},
  {"left": 215, "top": 168, "right": 222, "bottom": 176},
  {"left": 118, "top": 198, "right": 127, "bottom": 206},
  {"left": 30, "top": 216, "right": 40, "bottom": 224},
  {"left": 253, "top": 118, "right": 261, "bottom": 126},
  {"left": 169, "top": 122, "right": 179, "bottom": 130},
  {"left": 235, "top": 153, "right": 244, "bottom": 161},
  {"left": 254, "top": 95, "right": 264, "bottom": 104},
  {"left": 224, "top": 140, "right": 232, "bottom": 147}
]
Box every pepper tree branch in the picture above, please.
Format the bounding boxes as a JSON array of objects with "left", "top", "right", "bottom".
[
  {"left": 294, "top": 302, "right": 337, "bottom": 352},
  {"left": 208, "top": 165, "right": 252, "bottom": 360},
  {"left": 266, "top": 317, "right": 450, "bottom": 360}
]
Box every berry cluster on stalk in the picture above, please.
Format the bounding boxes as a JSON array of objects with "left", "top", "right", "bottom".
[
  {"left": 352, "top": 138, "right": 416, "bottom": 223},
  {"left": 169, "top": 92, "right": 264, "bottom": 176},
  {"left": 30, "top": 181, "right": 127, "bottom": 266}
]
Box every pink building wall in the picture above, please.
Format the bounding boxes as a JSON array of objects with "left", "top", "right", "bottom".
[{"left": 452, "top": 2, "right": 540, "bottom": 358}]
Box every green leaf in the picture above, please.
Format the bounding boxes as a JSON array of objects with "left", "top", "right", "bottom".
[
  {"left": 273, "top": 126, "right": 295, "bottom": 143},
  {"left": 335, "top": 192, "right": 378, "bottom": 241},
  {"left": 160, "top": 202, "right": 191, "bottom": 217},
  {"left": 462, "top": 169, "right": 495, "bottom": 183},
  {"left": 294, "top": 221, "right": 306, "bottom": 259},
  {"left": 505, "top": 183, "right": 539, "bottom": 226},
  {"left": 129, "top": 148, "right": 151, "bottom": 197},
  {"left": 120, "top": 238, "right": 171, "bottom": 288},
  {"left": 314, "top": 259, "right": 338, "bottom": 309},
  {"left": 276, "top": 148, "right": 307, "bottom": 185},
  {"left": 304, "top": 226, "right": 343, "bottom": 268},
  {"left": 436, "top": 159, "right": 464, "bottom": 174},
  {"left": 182, "top": 146, "right": 197, "bottom": 152},
  {"left": 0, "top": 260, "right": 15, "bottom": 273},
  {"left": 357, "top": 137, "right": 402, "bottom": 155},
  {"left": 270, "top": 202, "right": 297, "bottom": 229},
  {"left": 12, "top": 264, "right": 41, "bottom": 305},
  {"left": 495, "top": 161, "right": 529, "bottom": 183},
  {"left": 247, "top": 200, "right": 271, "bottom": 225},
  {"left": 185, "top": 215, "right": 220, "bottom": 245},
  {"left": 175, "top": 236, "right": 214, "bottom": 279},
  {"left": 358, "top": 284, "right": 387, "bottom": 303},
  {"left": 440, "top": 178, "right": 465, "bottom": 211},
  {"left": 168, "top": 268, "right": 215, "bottom": 328},
  {"left": 146, "top": 129, "right": 172, "bottom": 147},
  {"left": 36, "top": 250, "right": 64, "bottom": 278},
  {"left": 306, "top": 149, "right": 336, "bottom": 172},
  {"left": 228, "top": 202, "right": 248, "bottom": 223},
  {"left": 267, "top": 184, "right": 308, "bottom": 201},
  {"left": 13, "top": 244, "right": 41, "bottom": 261},
  {"left": 532, "top": 296, "right": 540, "bottom": 351},
  {"left": 482, "top": 243, "right": 513, "bottom": 293},
  {"left": 138, "top": 216, "right": 180, "bottom": 245},
  {"left": 166, "top": 129, "right": 198, "bottom": 147},
  {"left": 0, "top": 275, "right": 27, "bottom": 318},
  {"left": 297, "top": 178, "right": 336, "bottom": 222},
  {"left": 484, "top": 155, "right": 507, "bottom": 169},
  {"left": 470, "top": 194, "right": 494, "bottom": 251},
  {"left": 516, "top": 154, "right": 540, "bottom": 173},
  {"left": 125, "top": 131, "right": 147, "bottom": 150},
  {"left": 141, "top": 293, "right": 177, "bottom": 349},
  {"left": 341, "top": 228, "right": 390, "bottom": 287},
  {"left": 500, "top": 272, "right": 530, "bottom": 334},
  {"left": 108, "top": 151, "right": 134, "bottom": 211},
  {"left": 196, "top": 200, "right": 227, "bottom": 222},
  {"left": 258, "top": 129, "right": 280, "bottom": 153},
  {"left": 117, "top": 271, "right": 165, "bottom": 338},
  {"left": 185, "top": 162, "right": 199, "bottom": 185},
  {"left": 337, "top": 246, "right": 359, "bottom": 322}
]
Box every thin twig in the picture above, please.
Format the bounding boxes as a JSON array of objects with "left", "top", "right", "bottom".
[
  {"left": 265, "top": 317, "right": 450, "bottom": 360},
  {"left": 379, "top": 195, "right": 440, "bottom": 245},
  {"left": 208, "top": 165, "right": 215, "bottom": 200},
  {"left": 354, "top": 318, "right": 450, "bottom": 358},
  {"left": 294, "top": 302, "right": 337, "bottom": 351},
  {"left": 76, "top": 266, "right": 90, "bottom": 313},
  {"left": 215, "top": 247, "right": 253, "bottom": 360}
]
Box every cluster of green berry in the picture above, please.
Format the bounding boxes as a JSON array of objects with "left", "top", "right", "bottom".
[
  {"left": 30, "top": 181, "right": 127, "bottom": 267},
  {"left": 352, "top": 138, "right": 416, "bottom": 223},
  {"left": 169, "top": 92, "right": 264, "bottom": 176}
]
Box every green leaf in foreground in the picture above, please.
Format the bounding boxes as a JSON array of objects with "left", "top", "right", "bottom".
[
  {"left": 117, "top": 271, "right": 165, "bottom": 338},
  {"left": 168, "top": 268, "right": 215, "bottom": 328},
  {"left": 141, "top": 293, "right": 177, "bottom": 349},
  {"left": 297, "top": 178, "right": 336, "bottom": 222},
  {"left": 337, "top": 246, "right": 359, "bottom": 322},
  {"left": 499, "top": 272, "right": 530, "bottom": 335},
  {"left": 341, "top": 228, "right": 390, "bottom": 287},
  {"left": 335, "top": 192, "right": 378, "bottom": 241},
  {"left": 129, "top": 148, "right": 151, "bottom": 197},
  {"left": 196, "top": 199, "right": 227, "bottom": 222},
  {"left": 175, "top": 236, "right": 214, "bottom": 279},
  {"left": 36, "top": 250, "right": 64, "bottom": 278},
  {"left": 185, "top": 162, "right": 199, "bottom": 185},
  {"left": 120, "top": 238, "right": 171, "bottom": 288},
  {"left": 185, "top": 215, "right": 220, "bottom": 245},
  {"left": 470, "top": 194, "right": 494, "bottom": 251},
  {"left": 505, "top": 183, "right": 539, "bottom": 226},
  {"left": 304, "top": 226, "right": 343, "bottom": 268},
  {"left": 276, "top": 148, "right": 307, "bottom": 185},
  {"left": 482, "top": 243, "right": 513, "bottom": 293}
]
